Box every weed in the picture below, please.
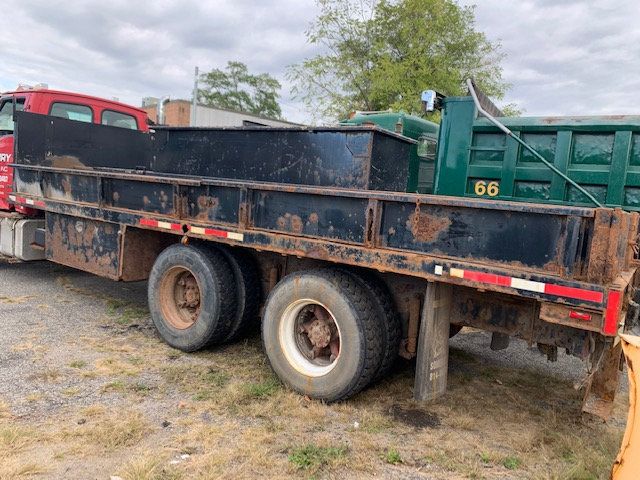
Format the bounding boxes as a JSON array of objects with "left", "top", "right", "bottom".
[
  {"left": 244, "top": 378, "right": 280, "bottom": 399},
  {"left": 69, "top": 360, "right": 87, "bottom": 369},
  {"left": 288, "top": 443, "right": 348, "bottom": 471},
  {"left": 382, "top": 448, "right": 402, "bottom": 465},
  {"left": 503, "top": 456, "right": 521, "bottom": 470}
]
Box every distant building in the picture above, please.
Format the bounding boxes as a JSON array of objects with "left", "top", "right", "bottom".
[{"left": 141, "top": 99, "right": 300, "bottom": 127}]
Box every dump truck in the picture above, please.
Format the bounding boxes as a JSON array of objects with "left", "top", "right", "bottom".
[{"left": 2, "top": 82, "right": 640, "bottom": 474}]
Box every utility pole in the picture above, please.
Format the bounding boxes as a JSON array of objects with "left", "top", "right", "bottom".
[{"left": 191, "top": 66, "right": 199, "bottom": 127}]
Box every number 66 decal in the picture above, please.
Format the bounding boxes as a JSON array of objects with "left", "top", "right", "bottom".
[{"left": 474, "top": 180, "right": 500, "bottom": 197}]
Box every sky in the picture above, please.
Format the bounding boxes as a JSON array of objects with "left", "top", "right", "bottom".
[{"left": 1, "top": 0, "right": 639, "bottom": 123}]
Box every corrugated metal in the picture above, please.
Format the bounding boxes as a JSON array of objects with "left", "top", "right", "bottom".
[{"left": 434, "top": 97, "right": 640, "bottom": 211}]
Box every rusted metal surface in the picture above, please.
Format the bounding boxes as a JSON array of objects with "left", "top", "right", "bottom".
[
  {"left": 297, "top": 305, "right": 340, "bottom": 361},
  {"left": 45, "top": 213, "right": 121, "bottom": 279},
  {"left": 399, "top": 294, "right": 422, "bottom": 359},
  {"left": 539, "top": 302, "right": 604, "bottom": 333},
  {"left": 409, "top": 203, "right": 452, "bottom": 243},
  {"left": 582, "top": 339, "right": 623, "bottom": 419},
  {"left": 449, "top": 286, "right": 594, "bottom": 358},
  {"left": 11, "top": 110, "right": 640, "bottom": 334},
  {"left": 119, "top": 226, "right": 176, "bottom": 282}
]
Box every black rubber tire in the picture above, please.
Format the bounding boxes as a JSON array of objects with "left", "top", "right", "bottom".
[
  {"left": 216, "top": 246, "right": 262, "bottom": 342},
  {"left": 262, "top": 269, "right": 384, "bottom": 402},
  {"left": 342, "top": 270, "right": 401, "bottom": 383},
  {"left": 148, "top": 243, "right": 237, "bottom": 352}
]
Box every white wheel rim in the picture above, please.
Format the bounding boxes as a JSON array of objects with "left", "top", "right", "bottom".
[{"left": 279, "top": 298, "right": 341, "bottom": 377}]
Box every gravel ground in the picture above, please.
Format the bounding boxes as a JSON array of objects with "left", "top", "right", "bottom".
[
  {"left": 0, "top": 257, "right": 630, "bottom": 479},
  {"left": 0, "top": 257, "right": 597, "bottom": 408}
]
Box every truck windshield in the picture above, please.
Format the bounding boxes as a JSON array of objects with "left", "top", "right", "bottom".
[{"left": 0, "top": 97, "right": 25, "bottom": 132}]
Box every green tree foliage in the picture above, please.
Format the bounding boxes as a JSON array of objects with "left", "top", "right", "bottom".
[
  {"left": 198, "top": 61, "right": 283, "bottom": 118},
  {"left": 288, "top": 0, "right": 510, "bottom": 121}
]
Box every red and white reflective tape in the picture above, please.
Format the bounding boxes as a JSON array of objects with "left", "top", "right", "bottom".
[
  {"left": 8, "top": 195, "right": 46, "bottom": 208},
  {"left": 139, "top": 218, "right": 184, "bottom": 232},
  {"left": 434, "top": 265, "right": 604, "bottom": 304},
  {"left": 189, "top": 225, "right": 244, "bottom": 241},
  {"left": 139, "top": 218, "right": 244, "bottom": 242}
]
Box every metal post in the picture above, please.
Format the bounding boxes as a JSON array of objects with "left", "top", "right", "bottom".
[
  {"left": 414, "top": 282, "right": 452, "bottom": 402},
  {"left": 191, "top": 66, "right": 199, "bottom": 127}
]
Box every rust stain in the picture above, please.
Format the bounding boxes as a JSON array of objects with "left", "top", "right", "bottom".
[
  {"left": 48, "top": 155, "right": 90, "bottom": 170},
  {"left": 409, "top": 209, "right": 451, "bottom": 243},
  {"left": 290, "top": 215, "right": 303, "bottom": 234},
  {"left": 61, "top": 177, "right": 71, "bottom": 195},
  {"left": 195, "top": 195, "right": 220, "bottom": 221},
  {"left": 276, "top": 213, "right": 304, "bottom": 234}
]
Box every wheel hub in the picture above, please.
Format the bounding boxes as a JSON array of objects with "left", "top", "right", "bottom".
[
  {"left": 159, "top": 267, "right": 202, "bottom": 329},
  {"left": 178, "top": 274, "right": 200, "bottom": 309},
  {"left": 297, "top": 305, "right": 340, "bottom": 362}
]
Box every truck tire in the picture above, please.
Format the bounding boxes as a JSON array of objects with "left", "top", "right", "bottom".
[
  {"left": 148, "top": 243, "right": 237, "bottom": 352},
  {"left": 262, "top": 269, "right": 384, "bottom": 402},
  {"left": 343, "top": 270, "right": 401, "bottom": 383},
  {"left": 216, "top": 246, "right": 262, "bottom": 342}
]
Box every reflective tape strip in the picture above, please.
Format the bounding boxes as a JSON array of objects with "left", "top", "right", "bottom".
[
  {"left": 191, "top": 225, "right": 244, "bottom": 241},
  {"left": 543, "top": 283, "right": 603, "bottom": 303},
  {"left": 139, "top": 218, "right": 183, "bottom": 231},
  {"left": 7, "top": 195, "right": 45, "bottom": 208},
  {"left": 436, "top": 265, "right": 603, "bottom": 304},
  {"left": 603, "top": 290, "right": 622, "bottom": 335},
  {"left": 139, "top": 218, "right": 158, "bottom": 227},
  {"left": 139, "top": 218, "right": 244, "bottom": 242}
]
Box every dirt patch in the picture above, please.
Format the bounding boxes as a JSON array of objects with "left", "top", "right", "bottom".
[{"left": 388, "top": 404, "right": 441, "bottom": 428}]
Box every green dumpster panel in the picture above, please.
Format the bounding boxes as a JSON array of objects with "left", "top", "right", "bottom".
[{"left": 433, "top": 97, "right": 640, "bottom": 211}]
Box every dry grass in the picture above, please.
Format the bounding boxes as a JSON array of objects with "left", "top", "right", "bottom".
[
  {"left": 2, "top": 327, "right": 627, "bottom": 479},
  {"left": 117, "top": 453, "right": 182, "bottom": 480},
  {"left": 61, "top": 409, "right": 152, "bottom": 452}
]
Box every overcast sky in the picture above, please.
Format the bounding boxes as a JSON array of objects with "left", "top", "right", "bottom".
[{"left": 1, "top": 0, "right": 639, "bottom": 123}]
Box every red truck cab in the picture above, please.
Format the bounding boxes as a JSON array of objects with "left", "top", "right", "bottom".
[{"left": 0, "top": 87, "right": 149, "bottom": 212}]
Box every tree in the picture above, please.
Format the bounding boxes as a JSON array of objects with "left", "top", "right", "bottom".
[
  {"left": 198, "top": 61, "right": 283, "bottom": 119},
  {"left": 288, "top": 0, "right": 510, "bottom": 121}
]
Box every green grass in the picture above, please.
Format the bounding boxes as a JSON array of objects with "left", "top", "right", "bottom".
[
  {"left": 244, "top": 378, "right": 280, "bottom": 399},
  {"left": 105, "top": 298, "right": 149, "bottom": 325},
  {"left": 503, "top": 456, "right": 521, "bottom": 470},
  {"left": 382, "top": 448, "right": 402, "bottom": 465},
  {"left": 288, "top": 444, "right": 348, "bottom": 471}
]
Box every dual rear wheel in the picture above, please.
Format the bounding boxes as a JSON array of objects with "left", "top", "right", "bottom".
[
  {"left": 148, "top": 244, "right": 400, "bottom": 401},
  {"left": 148, "top": 243, "right": 259, "bottom": 352}
]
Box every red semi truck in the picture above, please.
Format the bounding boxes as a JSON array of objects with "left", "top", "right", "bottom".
[{"left": 0, "top": 86, "right": 149, "bottom": 258}]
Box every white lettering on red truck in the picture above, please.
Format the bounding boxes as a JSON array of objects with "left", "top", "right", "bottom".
[{"left": 0, "top": 153, "right": 12, "bottom": 163}]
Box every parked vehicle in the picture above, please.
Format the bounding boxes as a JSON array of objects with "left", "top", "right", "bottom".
[
  {"left": 3, "top": 81, "right": 639, "bottom": 444},
  {"left": 0, "top": 85, "right": 149, "bottom": 259}
]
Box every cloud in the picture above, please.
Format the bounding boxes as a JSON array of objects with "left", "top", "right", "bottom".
[
  {"left": 1, "top": 1, "right": 639, "bottom": 122},
  {"left": 461, "top": 0, "right": 640, "bottom": 115},
  {"left": 0, "top": 0, "right": 320, "bottom": 122}
]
